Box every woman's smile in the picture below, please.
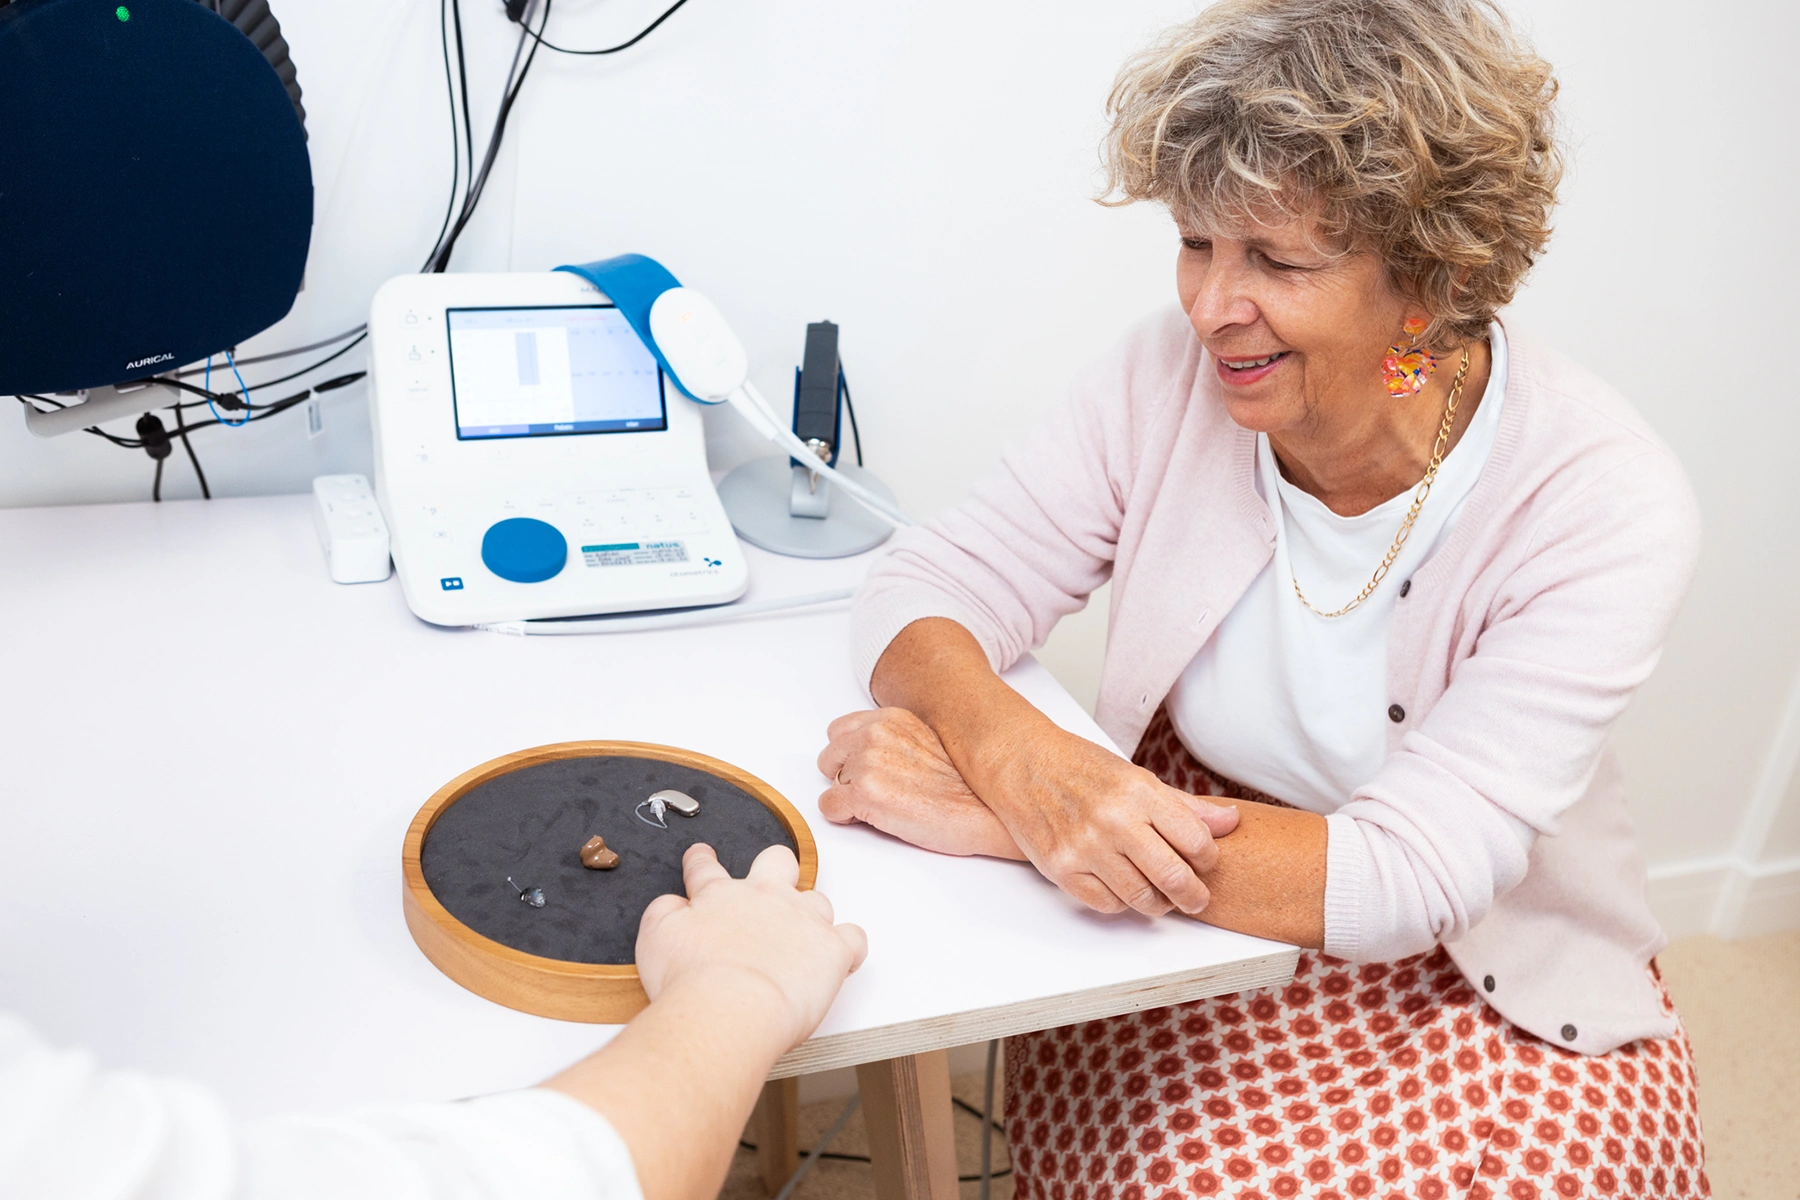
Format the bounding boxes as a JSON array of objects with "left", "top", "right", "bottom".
[{"left": 1213, "top": 349, "right": 1292, "bottom": 386}]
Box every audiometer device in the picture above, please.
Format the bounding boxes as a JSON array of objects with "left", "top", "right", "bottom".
[{"left": 368, "top": 272, "right": 748, "bottom": 626}]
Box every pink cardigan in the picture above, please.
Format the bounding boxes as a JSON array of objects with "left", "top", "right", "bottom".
[{"left": 851, "top": 309, "right": 1701, "bottom": 1055}]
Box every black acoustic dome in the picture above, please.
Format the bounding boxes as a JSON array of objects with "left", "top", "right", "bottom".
[{"left": 0, "top": 0, "right": 313, "bottom": 396}]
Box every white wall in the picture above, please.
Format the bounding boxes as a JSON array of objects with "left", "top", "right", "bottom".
[
  {"left": 3, "top": 0, "right": 1794, "bottom": 935},
  {"left": 1497, "top": 0, "right": 1800, "bottom": 937}
]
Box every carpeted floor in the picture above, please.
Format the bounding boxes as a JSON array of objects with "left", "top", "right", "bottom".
[
  {"left": 722, "top": 929, "right": 1800, "bottom": 1200},
  {"left": 1657, "top": 928, "right": 1800, "bottom": 1200},
  {"left": 720, "top": 1069, "right": 1013, "bottom": 1200}
]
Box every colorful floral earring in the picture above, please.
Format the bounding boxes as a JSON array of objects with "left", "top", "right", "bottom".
[{"left": 1382, "top": 315, "right": 1437, "bottom": 397}]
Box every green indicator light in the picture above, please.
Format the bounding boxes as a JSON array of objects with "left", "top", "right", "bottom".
[{"left": 116, "top": 6, "right": 130, "bottom": 20}]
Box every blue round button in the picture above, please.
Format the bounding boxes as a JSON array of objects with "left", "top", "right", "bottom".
[{"left": 481, "top": 517, "right": 567, "bottom": 583}]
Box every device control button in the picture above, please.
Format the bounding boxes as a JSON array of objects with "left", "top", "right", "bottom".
[{"left": 481, "top": 517, "right": 568, "bottom": 584}]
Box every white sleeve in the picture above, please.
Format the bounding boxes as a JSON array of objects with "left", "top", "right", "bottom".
[{"left": 0, "top": 1014, "right": 643, "bottom": 1200}]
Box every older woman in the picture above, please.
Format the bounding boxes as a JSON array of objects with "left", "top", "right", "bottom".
[{"left": 818, "top": 1, "right": 1707, "bottom": 1197}]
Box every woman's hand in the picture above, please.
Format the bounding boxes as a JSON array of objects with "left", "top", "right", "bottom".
[
  {"left": 816, "top": 703, "right": 1241, "bottom": 919},
  {"left": 816, "top": 709, "right": 1027, "bottom": 860},
  {"left": 636, "top": 843, "right": 868, "bottom": 1050},
  {"left": 967, "top": 715, "right": 1240, "bottom": 917},
  {"left": 861, "top": 617, "right": 1242, "bottom": 919}
]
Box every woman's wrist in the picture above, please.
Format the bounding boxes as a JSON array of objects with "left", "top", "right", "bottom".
[
  {"left": 953, "top": 705, "right": 1057, "bottom": 798},
  {"left": 870, "top": 620, "right": 1059, "bottom": 803}
]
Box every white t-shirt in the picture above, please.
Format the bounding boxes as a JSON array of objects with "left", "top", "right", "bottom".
[
  {"left": 1167, "top": 324, "right": 1509, "bottom": 812},
  {"left": 0, "top": 1012, "right": 643, "bottom": 1200}
]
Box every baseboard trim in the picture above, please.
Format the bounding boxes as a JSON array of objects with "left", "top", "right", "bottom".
[
  {"left": 1647, "top": 854, "right": 1800, "bottom": 939},
  {"left": 1646, "top": 857, "right": 1737, "bottom": 939}
]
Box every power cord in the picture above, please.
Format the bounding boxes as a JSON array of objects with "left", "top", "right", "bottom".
[
  {"left": 219, "top": 331, "right": 367, "bottom": 391},
  {"left": 171, "top": 325, "right": 365, "bottom": 377},
  {"left": 516, "top": 0, "right": 691, "bottom": 55},
  {"left": 735, "top": 1094, "right": 1013, "bottom": 1182},
  {"left": 423, "top": 0, "right": 477, "bottom": 272},
  {"left": 171, "top": 392, "right": 210, "bottom": 499},
  {"left": 426, "top": 0, "right": 550, "bottom": 273}
]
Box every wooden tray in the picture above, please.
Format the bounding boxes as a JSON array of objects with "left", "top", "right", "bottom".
[{"left": 402, "top": 740, "right": 817, "bottom": 1023}]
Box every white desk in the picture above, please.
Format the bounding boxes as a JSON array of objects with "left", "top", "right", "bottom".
[{"left": 0, "top": 494, "right": 1295, "bottom": 1197}]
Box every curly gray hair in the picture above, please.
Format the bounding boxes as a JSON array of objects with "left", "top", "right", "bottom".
[{"left": 1104, "top": 0, "right": 1562, "bottom": 347}]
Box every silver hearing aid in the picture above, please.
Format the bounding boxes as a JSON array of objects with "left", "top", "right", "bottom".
[{"left": 636, "top": 788, "right": 700, "bottom": 829}]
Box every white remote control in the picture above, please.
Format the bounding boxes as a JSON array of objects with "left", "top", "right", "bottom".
[{"left": 312, "top": 474, "right": 391, "bottom": 584}]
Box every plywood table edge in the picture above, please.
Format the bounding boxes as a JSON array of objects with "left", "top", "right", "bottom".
[{"left": 768, "top": 946, "right": 1300, "bottom": 1079}]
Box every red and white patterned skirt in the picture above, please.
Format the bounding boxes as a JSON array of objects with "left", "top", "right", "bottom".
[{"left": 1004, "top": 709, "right": 1708, "bottom": 1200}]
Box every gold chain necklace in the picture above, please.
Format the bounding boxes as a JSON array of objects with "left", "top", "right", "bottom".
[{"left": 1291, "top": 347, "right": 1472, "bottom": 619}]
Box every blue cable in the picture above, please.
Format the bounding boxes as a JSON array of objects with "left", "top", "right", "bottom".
[{"left": 203, "top": 351, "right": 253, "bottom": 427}]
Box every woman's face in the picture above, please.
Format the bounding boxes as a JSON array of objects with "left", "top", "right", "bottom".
[{"left": 1175, "top": 212, "right": 1413, "bottom": 436}]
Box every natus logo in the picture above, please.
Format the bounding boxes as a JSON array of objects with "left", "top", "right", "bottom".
[{"left": 125, "top": 352, "right": 175, "bottom": 371}]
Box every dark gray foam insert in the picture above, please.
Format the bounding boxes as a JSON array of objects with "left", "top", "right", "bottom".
[{"left": 420, "top": 756, "right": 797, "bottom": 965}]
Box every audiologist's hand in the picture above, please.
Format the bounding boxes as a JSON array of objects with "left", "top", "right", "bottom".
[
  {"left": 636, "top": 843, "right": 868, "bottom": 1051},
  {"left": 549, "top": 845, "right": 867, "bottom": 1200}
]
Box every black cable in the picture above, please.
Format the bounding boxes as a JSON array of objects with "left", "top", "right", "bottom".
[
  {"left": 313, "top": 371, "right": 366, "bottom": 393},
  {"left": 136, "top": 370, "right": 326, "bottom": 413},
  {"left": 737, "top": 1140, "right": 871, "bottom": 1164},
  {"left": 171, "top": 325, "right": 365, "bottom": 377},
  {"left": 840, "top": 372, "right": 865, "bottom": 466},
  {"left": 520, "top": 0, "right": 690, "bottom": 54},
  {"left": 152, "top": 457, "right": 164, "bottom": 502},
  {"left": 452, "top": 0, "right": 475, "bottom": 203},
  {"left": 87, "top": 428, "right": 145, "bottom": 447},
  {"left": 218, "top": 389, "right": 313, "bottom": 429},
  {"left": 422, "top": 0, "right": 470, "bottom": 271},
  {"left": 159, "top": 388, "right": 315, "bottom": 437},
  {"left": 952, "top": 1095, "right": 1007, "bottom": 1133},
  {"left": 243, "top": 390, "right": 314, "bottom": 422},
  {"left": 127, "top": 376, "right": 245, "bottom": 411},
  {"left": 454, "top": 0, "right": 544, "bottom": 260},
  {"left": 430, "top": 0, "right": 547, "bottom": 273},
  {"left": 735, "top": 1095, "right": 1013, "bottom": 1180},
  {"left": 233, "top": 331, "right": 367, "bottom": 391},
  {"left": 173, "top": 396, "right": 211, "bottom": 499},
  {"left": 467, "top": 3, "right": 543, "bottom": 216},
  {"left": 424, "top": 0, "right": 691, "bottom": 270}
]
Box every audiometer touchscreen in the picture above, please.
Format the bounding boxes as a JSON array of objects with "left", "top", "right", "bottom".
[{"left": 447, "top": 305, "right": 667, "bottom": 439}]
